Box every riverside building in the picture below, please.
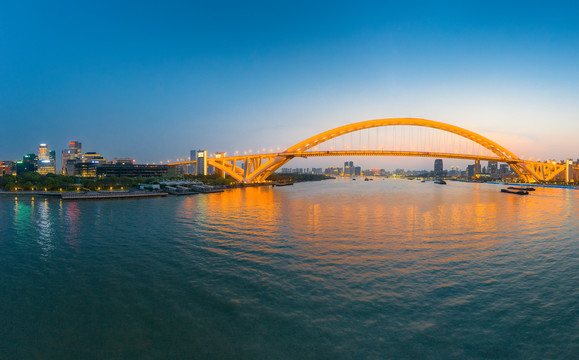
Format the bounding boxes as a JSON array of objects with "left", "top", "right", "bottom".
[
  {"left": 37, "top": 143, "right": 56, "bottom": 175},
  {"left": 62, "top": 141, "right": 82, "bottom": 175}
]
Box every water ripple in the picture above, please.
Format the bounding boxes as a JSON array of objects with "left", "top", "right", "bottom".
[{"left": 0, "top": 181, "right": 578, "bottom": 359}]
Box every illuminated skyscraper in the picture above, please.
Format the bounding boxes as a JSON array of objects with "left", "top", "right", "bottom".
[
  {"left": 344, "top": 161, "right": 354, "bottom": 176},
  {"left": 38, "top": 144, "right": 48, "bottom": 159},
  {"left": 190, "top": 150, "right": 207, "bottom": 175},
  {"left": 37, "top": 143, "right": 56, "bottom": 175},
  {"left": 62, "top": 141, "right": 82, "bottom": 175},
  {"left": 474, "top": 160, "right": 481, "bottom": 175}
]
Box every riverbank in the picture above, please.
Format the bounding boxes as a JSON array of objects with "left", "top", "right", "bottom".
[{"left": 0, "top": 190, "right": 168, "bottom": 200}]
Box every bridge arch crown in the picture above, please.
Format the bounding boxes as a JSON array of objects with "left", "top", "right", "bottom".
[{"left": 283, "top": 118, "right": 520, "bottom": 162}]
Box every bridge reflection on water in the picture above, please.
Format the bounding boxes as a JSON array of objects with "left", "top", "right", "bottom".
[{"left": 176, "top": 178, "right": 577, "bottom": 256}]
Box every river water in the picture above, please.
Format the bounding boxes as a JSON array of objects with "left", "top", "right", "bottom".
[{"left": 1, "top": 179, "right": 578, "bottom": 359}]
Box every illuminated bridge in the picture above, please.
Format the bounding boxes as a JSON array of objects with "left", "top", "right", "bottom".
[{"left": 167, "top": 118, "right": 577, "bottom": 184}]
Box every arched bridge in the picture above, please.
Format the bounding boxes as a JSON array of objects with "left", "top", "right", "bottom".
[{"left": 168, "top": 118, "right": 575, "bottom": 183}]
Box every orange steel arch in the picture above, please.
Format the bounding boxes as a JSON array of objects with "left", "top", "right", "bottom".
[
  {"left": 244, "top": 118, "right": 529, "bottom": 182},
  {"left": 286, "top": 118, "right": 518, "bottom": 158},
  {"left": 168, "top": 118, "right": 566, "bottom": 183}
]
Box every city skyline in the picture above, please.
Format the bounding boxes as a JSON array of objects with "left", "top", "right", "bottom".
[
  {"left": 4, "top": 138, "right": 499, "bottom": 174},
  {"left": 1, "top": 1, "right": 578, "bottom": 166}
]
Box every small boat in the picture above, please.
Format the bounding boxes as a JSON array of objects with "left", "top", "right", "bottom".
[
  {"left": 501, "top": 189, "right": 529, "bottom": 195},
  {"left": 507, "top": 186, "right": 536, "bottom": 191},
  {"left": 272, "top": 182, "right": 294, "bottom": 187},
  {"left": 434, "top": 179, "right": 446, "bottom": 185}
]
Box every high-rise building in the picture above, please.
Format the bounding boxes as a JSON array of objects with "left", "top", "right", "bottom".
[
  {"left": 62, "top": 141, "right": 82, "bottom": 175},
  {"left": 17, "top": 154, "right": 38, "bottom": 175},
  {"left": 190, "top": 150, "right": 207, "bottom": 175},
  {"left": 467, "top": 164, "right": 475, "bottom": 178},
  {"left": 499, "top": 164, "right": 510, "bottom": 175},
  {"left": 488, "top": 161, "right": 498, "bottom": 176},
  {"left": 434, "top": 159, "right": 443, "bottom": 177},
  {"left": 38, "top": 143, "right": 49, "bottom": 160},
  {"left": 566, "top": 159, "right": 574, "bottom": 183},
  {"left": 37, "top": 143, "right": 56, "bottom": 175},
  {"left": 214, "top": 152, "right": 227, "bottom": 178},
  {"left": 474, "top": 160, "right": 481, "bottom": 175},
  {"left": 343, "top": 161, "right": 355, "bottom": 176}
]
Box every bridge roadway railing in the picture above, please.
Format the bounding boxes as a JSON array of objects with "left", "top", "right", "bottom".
[{"left": 169, "top": 151, "right": 574, "bottom": 184}]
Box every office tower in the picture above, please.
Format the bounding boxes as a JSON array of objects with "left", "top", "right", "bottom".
[
  {"left": 62, "top": 141, "right": 83, "bottom": 175},
  {"left": 70, "top": 141, "right": 82, "bottom": 154},
  {"left": 499, "top": 164, "right": 510, "bottom": 175},
  {"left": 17, "top": 154, "right": 38, "bottom": 175},
  {"left": 467, "top": 164, "right": 475, "bottom": 178},
  {"left": 38, "top": 144, "right": 49, "bottom": 161},
  {"left": 566, "top": 159, "right": 574, "bottom": 183},
  {"left": 434, "top": 159, "right": 443, "bottom": 176},
  {"left": 190, "top": 150, "right": 207, "bottom": 175},
  {"left": 37, "top": 143, "right": 56, "bottom": 175},
  {"left": 488, "top": 161, "right": 498, "bottom": 176},
  {"left": 344, "top": 161, "right": 355, "bottom": 176},
  {"left": 474, "top": 160, "right": 481, "bottom": 175}
]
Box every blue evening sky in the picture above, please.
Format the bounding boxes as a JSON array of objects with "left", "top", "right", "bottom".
[{"left": 1, "top": 0, "right": 578, "bottom": 169}]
